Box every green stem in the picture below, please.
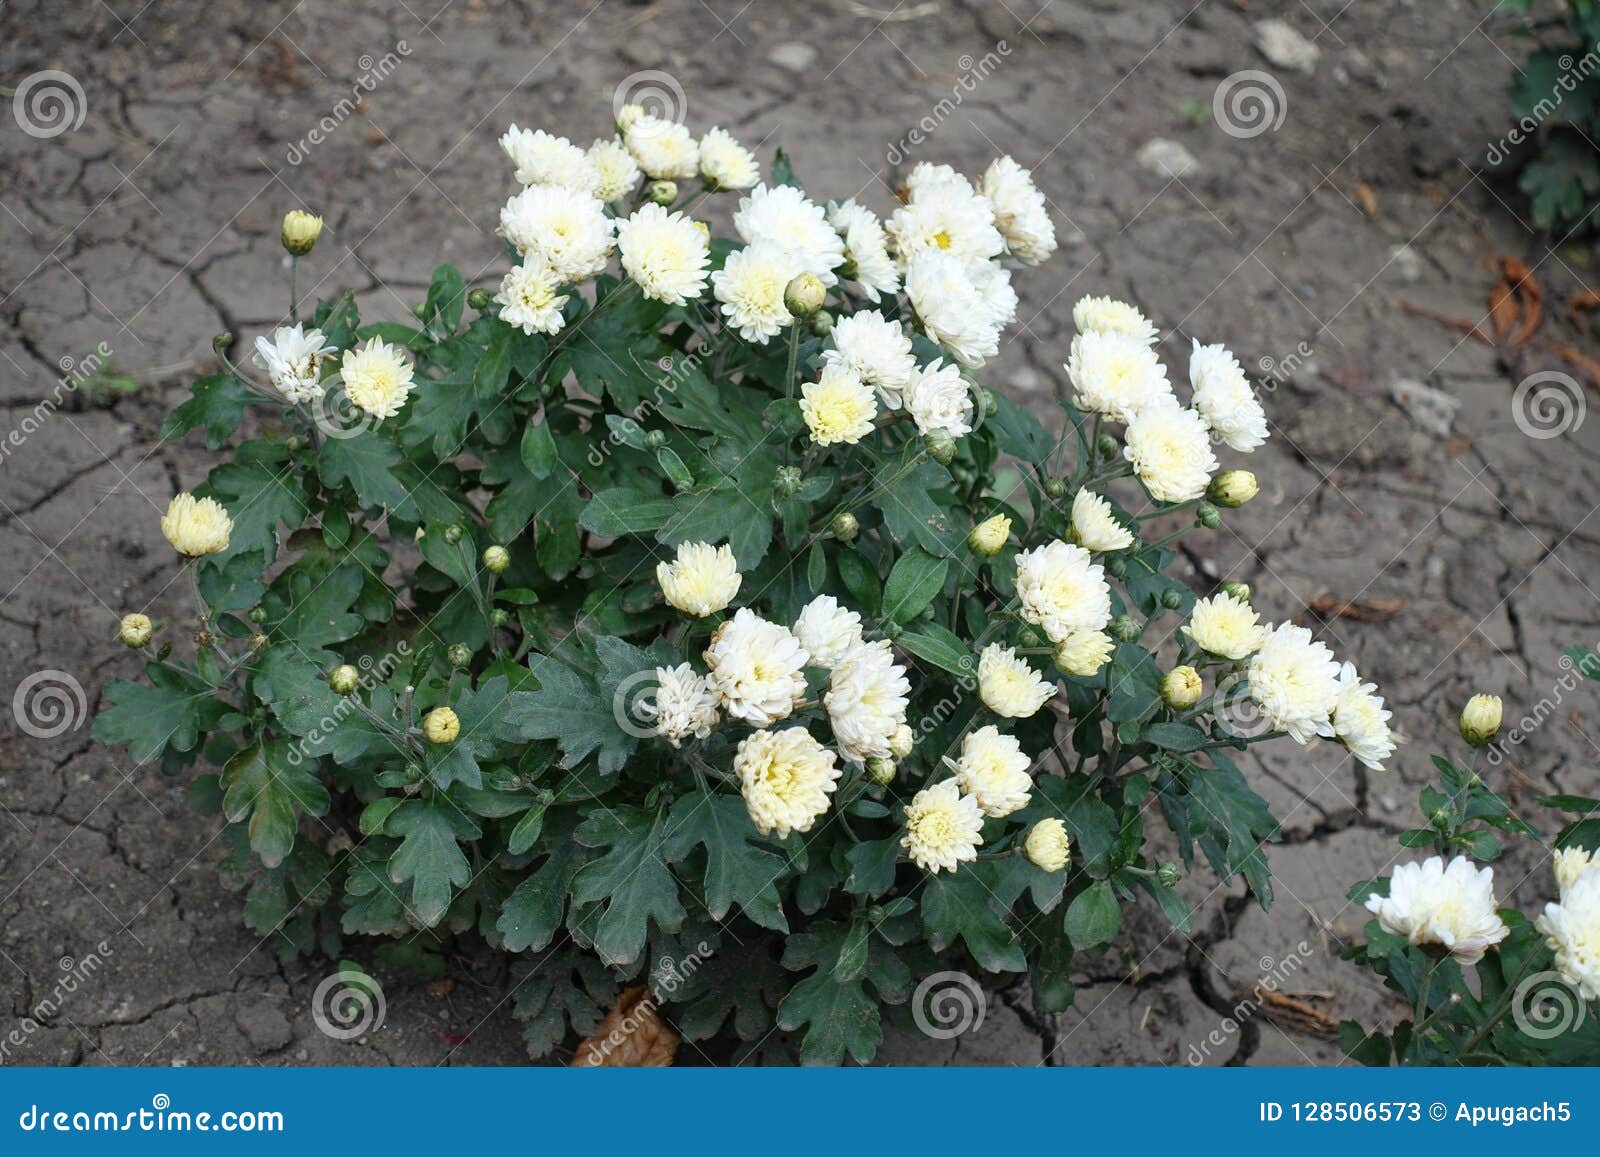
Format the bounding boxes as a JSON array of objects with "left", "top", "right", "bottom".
[{"left": 289, "top": 256, "right": 300, "bottom": 324}]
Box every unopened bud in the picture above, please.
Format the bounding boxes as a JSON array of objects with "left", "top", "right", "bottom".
[
  {"left": 491, "top": 608, "right": 511, "bottom": 628},
  {"left": 1156, "top": 861, "right": 1182, "bottom": 888},
  {"left": 924, "top": 432, "right": 956, "bottom": 465},
  {"left": 643, "top": 429, "right": 667, "bottom": 450},
  {"left": 647, "top": 180, "right": 678, "bottom": 206},
  {"left": 249, "top": 607, "right": 269, "bottom": 623},
  {"left": 1043, "top": 476, "right": 1069, "bottom": 499},
  {"left": 981, "top": 388, "right": 999, "bottom": 417},
  {"left": 422, "top": 707, "right": 460, "bottom": 744},
  {"left": 1220, "top": 581, "right": 1251, "bottom": 603},
  {"left": 280, "top": 209, "right": 323, "bottom": 256},
  {"left": 1459, "top": 694, "right": 1503, "bottom": 747},
  {"left": 1194, "top": 503, "right": 1221, "bottom": 529},
  {"left": 467, "top": 287, "right": 494, "bottom": 312},
  {"left": 783, "top": 272, "right": 826, "bottom": 317},
  {"left": 1161, "top": 665, "right": 1203, "bottom": 710},
  {"left": 482, "top": 545, "right": 510, "bottom": 574},
  {"left": 889, "top": 723, "right": 914, "bottom": 760},
  {"left": 212, "top": 332, "right": 234, "bottom": 352},
  {"left": 866, "top": 756, "right": 896, "bottom": 785},
  {"left": 1096, "top": 434, "right": 1118, "bottom": 459},
  {"left": 1208, "top": 470, "right": 1258, "bottom": 508},
  {"left": 249, "top": 633, "right": 270, "bottom": 652},
  {"left": 118, "top": 613, "right": 153, "bottom": 649},
  {"left": 808, "top": 310, "right": 833, "bottom": 336},
  {"left": 1110, "top": 614, "right": 1142, "bottom": 642},
  {"left": 968, "top": 513, "right": 1011, "bottom": 557},
  {"left": 442, "top": 524, "right": 464, "bottom": 545},
  {"left": 329, "top": 664, "right": 361, "bottom": 695},
  {"left": 448, "top": 643, "right": 473, "bottom": 669},
  {"left": 773, "top": 464, "right": 804, "bottom": 498},
  {"left": 830, "top": 511, "right": 859, "bottom": 542},
  {"left": 1160, "top": 587, "right": 1184, "bottom": 610}
]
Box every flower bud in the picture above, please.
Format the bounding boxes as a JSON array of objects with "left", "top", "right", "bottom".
[
  {"left": 1220, "top": 580, "right": 1251, "bottom": 603},
  {"left": 616, "top": 103, "right": 645, "bottom": 133},
  {"left": 250, "top": 633, "right": 270, "bottom": 652},
  {"left": 491, "top": 608, "right": 511, "bottom": 628},
  {"left": 249, "top": 607, "right": 269, "bottom": 624},
  {"left": 422, "top": 706, "right": 460, "bottom": 744},
  {"left": 329, "top": 664, "right": 361, "bottom": 695},
  {"left": 1017, "top": 624, "right": 1047, "bottom": 650},
  {"left": 889, "top": 723, "right": 915, "bottom": 760},
  {"left": 442, "top": 524, "right": 464, "bottom": 545},
  {"left": 403, "top": 761, "right": 424, "bottom": 783},
  {"left": 866, "top": 756, "right": 896, "bottom": 785},
  {"left": 448, "top": 642, "right": 473, "bottom": 669},
  {"left": 467, "top": 287, "right": 494, "bottom": 312},
  {"left": 1043, "top": 476, "right": 1069, "bottom": 499},
  {"left": 1207, "top": 470, "right": 1258, "bottom": 508},
  {"left": 1160, "top": 587, "right": 1184, "bottom": 610},
  {"left": 643, "top": 429, "right": 667, "bottom": 450},
  {"left": 1024, "top": 819, "right": 1071, "bottom": 872},
  {"left": 280, "top": 209, "right": 323, "bottom": 256},
  {"left": 981, "top": 388, "right": 999, "bottom": 417},
  {"left": 829, "top": 511, "right": 859, "bottom": 542},
  {"left": 809, "top": 311, "right": 833, "bottom": 336},
  {"left": 773, "top": 465, "right": 804, "bottom": 498},
  {"left": 1161, "top": 665, "right": 1203, "bottom": 710},
  {"left": 1096, "top": 434, "right": 1118, "bottom": 459},
  {"left": 783, "top": 272, "right": 826, "bottom": 317},
  {"left": 1106, "top": 556, "right": 1128, "bottom": 579},
  {"left": 482, "top": 545, "right": 510, "bottom": 574},
  {"left": 1459, "top": 694, "right": 1502, "bottom": 747},
  {"left": 212, "top": 332, "right": 234, "bottom": 352},
  {"left": 646, "top": 180, "right": 678, "bottom": 206},
  {"left": 924, "top": 432, "right": 956, "bottom": 465},
  {"left": 118, "top": 613, "right": 153, "bottom": 648},
  {"left": 879, "top": 619, "right": 904, "bottom": 641},
  {"left": 1156, "top": 861, "right": 1182, "bottom": 888},
  {"left": 1110, "top": 614, "right": 1142, "bottom": 642},
  {"left": 968, "top": 513, "right": 1011, "bottom": 557},
  {"left": 1194, "top": 503, "right": 1221, "bottom": 529}
]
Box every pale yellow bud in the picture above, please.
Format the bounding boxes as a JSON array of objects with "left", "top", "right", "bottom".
[
  {"left": 1024, "top": 818, "right": 1071, "bottom": 872},
  {"left": 889, "top": 723, "right": 915, "bottom": 760},
  {"left": 482, "top": 545, "right": 510, "bottom": 575},
  {"left": 281, "top": 209, "right": 323, "bottom": 256},
  {"left": 329, "top": 664, "right": 361, "bottom": 695},
  {"left": 1161, "top": 665, "right": 1203, "bottom": 710},
  {"left": 783, "top": 272, "right": 826, "bottom": 317},
  {"left": 118, "top": 613, "right": 153, "bottom": 649},
  {"left": 1459, "top": 694, "right": 1502, "bottom": 747},
  {"left": 423, "top": 706, "right": 461, "bottom": 744},
  {"left": 968, "top": 514, "right": 1012, "bottom": 557},
  {"left": 1207, "top": 470, "right": 1258, "bottom": 508}
]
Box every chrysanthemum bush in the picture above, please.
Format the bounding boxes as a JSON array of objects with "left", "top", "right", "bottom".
[
  {"left": 94, "top": 101, "right": 1398, "bottom": 1064},
  {"left": 1341, "top": 677, "right": 1600, "bottom": 1065}
]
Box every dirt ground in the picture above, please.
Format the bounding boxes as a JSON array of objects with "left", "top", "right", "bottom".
[{"left": 2, "top": 0, "right": 1598, "bottom": 1067}]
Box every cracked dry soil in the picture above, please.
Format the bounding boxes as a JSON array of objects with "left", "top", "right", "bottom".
[{"left": 2, "top": 0, "right": 1598, "bottom": 1067}]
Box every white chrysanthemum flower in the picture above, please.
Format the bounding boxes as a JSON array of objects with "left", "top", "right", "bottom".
[
  {"left": 1072, "top": 294, "right": 1158, "bottom": 344},
  {"left": 1554, "top": 847, "right": 1600, "bottom": 892},
  {"left": 698, "top": 126, "right": 760, "bottom": 190},
  {"left": 1366, "top": 856, "right": 1510, "bottom": 966},
  {"left": 950, "top": 725, "right": 1033, "bottom": 818},
  {"left": 340, "top": 337, "right": 415, "bottom": 419},
  {"left": 1538, "top": 866, "right": 1600, "bottom": 1000},
  {"left": 901, "top": 779, "right": 984, "bottom": 874},
  {"left": 792, "top": 595, "right": 864, "bottom": 668},
  {"left": 825, "top": 639, "right": 911, "bottom": 765},
  {"left": 887, "top": 180, "right": 1005, "bottom": 266},
  {"left": 1024, "top": 818, "right": 1072, "bottom": 872},
  {"left": 711, "top": 240, "right": 800, "bottom": 344},
  {"left": 827, "top": 200, "right": 899, "bottom": 302},
  {"left": 968, "top": 259, "right": 1018, "bottom": 330},
  {"left": 1123, "top": 404, "right": 1218, "bottom": 503},
  {"left": 1070, "top": 489, "right": 1134, "bottom": 552},
  {"left": 1332, "top": 662, "right": 1395, "bottom": 771},
  {"left": 821, "top": 311, "right": 916, "bottom": 407},
  {"left": 161, "top": 493, "right": 232, "bottom": 557},
  {"left": 499, "top": 125, "right": 600, "bottom": 193},
  {"left": 253, "top": 324, "right": 333, "bottom": 404},
  {"left": 643, "top": 663, "right": 719, "bottom": 747},
  {"left": 587, "top": 137, "right": 641, "bottom": 203},
  {"left": 616, "top": 203, "right": 710, "bottom": 304},
  {"left": 733, "top": 183, "right": 846, "bottom": 286},
  {"left": 801, "top": 363, "right": 877, "bottom": 446},
  {"left": 1054, "top": 629, "right": 1114, "bottom": 677},
  {"left": 1183, "top": 592, "right": 1266, "bottom": 660},
  {"left": 704, "top": 608, "right": 809, "bottom": 726},
  {"left": 903, "top": 250, "right": 1005, "bottom": 368},
  {"left": 1067, "top": 329, "right": 1172, "bottom": 423},
  {"left": 494, "top": 261, "right": 569, "bottom": 336},
  {"left": 979, "top": 155, "right": 1057, "bottom": 266},
  {"left": 1190, "top": 340, "right": 1269, "bottom": 452},
  {"left": 655, "top": 541, "right": 741, "bottom": 617},
  {"left": 902, "top": 358, "right": 973, "bottom": 437},
  {"left": 1014, "top": 540, "right": 1112, "bottom": 645},
  {"left": 978, "top": 643, "right": 1057, "bottom": 718},
  {"left": 903, "top": 162, "right": 970, "bottom": 197},
  {"left": 498, "top": 185, "right": 615, "bottom": 283},
  {"left": 735, "top": 726, "right": 841, "bottom": 838},
  {"left": 1246, "top": 622, "right": 1341, "bottom": 744},
  {"left": 624, "top": 115, "right": 700, "bottom": 179}
]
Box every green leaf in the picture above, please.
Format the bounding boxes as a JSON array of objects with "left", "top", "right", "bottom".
[
  {"left": 266, "top": 565, "right": 365, "bottom": 649},
  {"left": 507, "top": 654, "right": 637, "bottom": 774},
  {"left": 778, "top": 922, "right": 907, "bottom": 1065},
  {"left": 219, "top": 740, "right": 331, "bottom": 869},
  {"left": 844, "top": 837, "right": 901, "bottom": 898},
  {"left": 520, "top": 421, "right": 559, "bottom": 480},
  {"left": 387, "top": 798, "right": 478, "bottom": 927},
  {"left": 898, "top": 624, "right": 975, "bottom": 678},
  {"left": 987, "top": 390, "right": 1055, "bottom": 463},
  {"left": 875, "top": 459, "right": 962, "bottom": 556},
  {"left": 570, "top": 805, "right": 685, "bottom": 966},
  {"left": 201, "top": 459, "right": 308, "bottom": 565},
  {"left": 498, "top": 815, "right": 585, "bottom": 952},
  {"left": 920, "top": 866, "right": 1027, "bottom": 972},
  {"left": 160, "top": 374, "right": 256, "bottom": 448},
  {"left": 1065, "top": 880, "right": 1122, "bottom": 948},
  {"left": 421, "top": 264, "right": 467, "bottom": 333},
  {"left": 1144, "top": 722, "right": 1207, "bottom": 752},
  {"left": 664, "top": 792, "right": 789, "bottom": 931},
  {"left": 92, "top": 666, "right": 230, "bottom": 764},
  {"left": 318, "top": 434, "right": 417, "bottom": 520},
  {"left": 474, "top": 321, "right": 513, "bottom": 395},
  {"left": 579, "top": 487, "right": 675, "bottom": 536},
  {"left": 881, "top": 547, "right": 949, "bottom": 624}
]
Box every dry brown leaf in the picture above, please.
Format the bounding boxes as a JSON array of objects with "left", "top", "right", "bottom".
[
  {"left": 1354, "top": 182, "right": 1378, "bottom": 219},
  {"left": 1501, "top": 256, "right": 1543, "bottom": 345},
  {"left": 1554, "top": 344, "right": 1600, "bottom": 391},
  {"left": 1399, "top": 301, "right": 1492, "bottom": 344},
  {"left": 1568, "top": 287, "right": 1600, "bottom": 319},
  {"left": 427, "top": 978, "right": 455, "bottom": 998},
  {"left": 1305, "top": 595, "right": 1404, "bottom": 623},
  {"left": 1488, "top": 280, "right": 1517, "bottom": 340},
  {"left": 571, "top": 986, "right": 679, "bottom": 1067},
  {"left": 1254, "top": 986, "right": 1339, "bottom": 1036}
]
